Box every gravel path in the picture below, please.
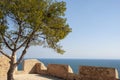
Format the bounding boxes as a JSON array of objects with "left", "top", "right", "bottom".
[{"left": 0, "top": 74, "right": 63, "bottom": 80}]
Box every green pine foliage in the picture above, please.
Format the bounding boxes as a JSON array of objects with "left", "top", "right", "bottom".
[{"left": 0, "top": 0, "right": 71, "bottom": 54}]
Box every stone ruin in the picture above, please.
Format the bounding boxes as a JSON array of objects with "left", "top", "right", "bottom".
[
  {"left": 47, "top": 64, "right": 73, "bottom": 79},
  {"left": 79, "top": 66, "right": 119, "bottom": 80},
  {"left": 0, "top": 55, "right": 119, "bottom": 80},
  {"left": 0, "top": 55, "right": 10, "bottom": 76},
  {"left": 22, "top": 59, "right": 47, "bottom": 74}
]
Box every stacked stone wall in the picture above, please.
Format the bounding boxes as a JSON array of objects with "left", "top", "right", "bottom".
[
  {"left": 0, "top": 55, "right": 17, "bottom": 77},
  {"left": 0, "top": 55, "right": 10, "bottom": 77},
  {"left": 79, "top": 66, "right": 118, "bottom": 80},
  {"left": 0, "top": 56, "right": 119, "bottom": 80},
  {"left": 47, "top": 64, "right": 73, "bottom": 79},
  {"left": 34, "top": 63, "right": 47, "bottom": 75},
  {"left": 22, "top": 59, "right": 47, "bottom": 74}
]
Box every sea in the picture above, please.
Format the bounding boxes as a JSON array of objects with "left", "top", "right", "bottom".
[{"left": 18, "top": 59, "right": 120, "bottom": 77}]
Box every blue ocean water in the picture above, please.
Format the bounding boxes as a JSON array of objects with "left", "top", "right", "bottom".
[{"left": 18, "top": 59, "right": 120, "bottom": 77}]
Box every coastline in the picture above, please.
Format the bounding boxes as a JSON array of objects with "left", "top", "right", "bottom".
[{"left": 0, "top": 56, "right": 119, "bottom": 80}]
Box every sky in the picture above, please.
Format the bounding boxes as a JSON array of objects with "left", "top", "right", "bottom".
[{"left": 4, "top": 0, "right": 120, "bottom": 59}]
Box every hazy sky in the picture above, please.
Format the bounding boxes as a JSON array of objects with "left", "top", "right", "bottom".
[{"left": 12, "top": 0, "right": 120, "bottom": 59}]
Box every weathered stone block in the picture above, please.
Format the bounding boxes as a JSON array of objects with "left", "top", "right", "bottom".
[
  {"left": 23, "top": 59, "right": 46, "bottom": 74},
  {"left": 0, "top": 55, "right": 18, "bottom": 77},
  {"left": 0, "top": 55, "right": 10, "bottom": 77},
  {"left": 47, "top": 64, "right": 73, "bottom": 79},
  {"left": 79, "top": 66, "right": 119, "bottom": 80},
  {"left": 67, "top": 73, "right": 79, "bottom": 80},
  {"left": 34, "top": 63, "right": 47, "bottom": 75}
]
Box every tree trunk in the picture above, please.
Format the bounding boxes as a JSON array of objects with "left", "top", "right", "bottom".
[{"left": 7, "top": 59, "right": 17, "bottom": 80}]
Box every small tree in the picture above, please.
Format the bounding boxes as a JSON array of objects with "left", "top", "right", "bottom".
[{"left": 0, "top": 0, "right": 71, "bottom": 80}]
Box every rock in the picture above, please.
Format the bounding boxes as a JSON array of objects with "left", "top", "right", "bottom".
[{"left": 115, "top": 69, "right": 119, "bottom": 79}]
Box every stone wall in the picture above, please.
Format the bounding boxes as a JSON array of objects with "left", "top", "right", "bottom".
[
  {"left": 66, "top": 66, "right": 119, "bottom": 80},
  {"left": 47, "top": 64, "right": 73, "bottom": 79},
  {"left": 34, "top": 63, "right": 47, "bottom": 75},
  {"left": 0, "top": 55, "right": 17, "bottom": 77},
  {"left": 67, "top": 73, "right": 80, "bottom": 80},
  {"left": 22, "top": 59, "right": 46, "bottom": 74},
  {"left": 20, "top": 60, "right": 120, "bottom": 80},
  {"left": 0, "top": 55, "right": 10, "bottom": 77},
  {"left": 0, "top": 56, "right": 119, "bottom": 80},
  {"left": 79, "top": 66, "right": 118, "bottom": 80}
]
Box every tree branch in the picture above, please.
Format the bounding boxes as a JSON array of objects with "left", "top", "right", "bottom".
[
  {"left": 0, "top": 50, "right": 11, "bottom": 59},
  {"left": 16, "top": 30, "right": 36, "bottom": 65},
  {"left": 16, "top": 38, "right": 30, "bottom": 65},
  {"left": 15, "top": 23, "right": 22, "bottom": 44},
  {"left": 16, "top": 31, "right": 35, "bottom": 50},
  {"left": 4, "top": 34, "right": 16, "bottom": 46},
  {"left": 1, "top": 34, "right": 13, "bottom": 51}
]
